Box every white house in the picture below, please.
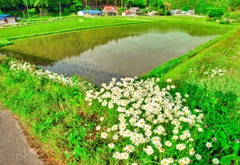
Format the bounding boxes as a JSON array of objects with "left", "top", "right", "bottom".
[{"left": 77, "top": 10, "right": 102, "bottom": 17}]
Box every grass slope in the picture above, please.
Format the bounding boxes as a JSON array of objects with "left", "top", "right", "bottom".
[{"left": 146, "top": 27, "right": 240, "bottom": 164}]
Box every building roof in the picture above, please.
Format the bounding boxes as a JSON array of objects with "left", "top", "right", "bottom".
[
  {"left": 130, "top": 7, "right": 141, "bottom": 10},
  {"left": 0, "top": 14, "right": 12, "bottom": 20},
  {"left": 129, "top": 7, "right": 142, "bottom": 13},
  {"left": 78, "top": 10, "right": 101, "bottom": 15},
  {"left": 102, "top": 6, "right": 117, "bottom": 13}
]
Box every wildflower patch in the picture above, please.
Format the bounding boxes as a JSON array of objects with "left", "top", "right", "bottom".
[
  {"left": 9, "top": 60, "right": 77, "bottom": 86},
  {"left": 86, "top": 77, "right": 205, "bottom": 164},
  {"left": 204, "top": 68, "right": 227, "bottom": 78}
]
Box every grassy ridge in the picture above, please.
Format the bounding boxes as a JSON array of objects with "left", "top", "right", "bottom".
[
  {"left": 0, "top": 17, "right": 145, "bottom": 40},
  {"left": 0, "top": 39, "right": 13, "bottom": 47},
  {"left": 1, "top": 16, "right": 236, "bottom": 49},
  {"left": 0, "top": 17, "right": 146, "bottom": 49},
  {"left": 0, "top": 16, "right": 234, "bottom": 40}
]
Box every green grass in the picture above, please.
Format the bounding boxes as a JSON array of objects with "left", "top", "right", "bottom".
[
  {"left": 1, "top": 15, "right": 237, "bottom": 42},
  {"left": 0, "top": 39, "right": 13, "bottom": 47},
  {"left": 0, "top": 17, "right": 146, "bottom": 40},
  {"left": 149, "top": 27, "right": 240, "bottom": 97},
  {"left": 144, "top": 27, "right": 240, "bottom": 164},
  {"left": 0, "top": 17, "right": 239, "bottom": 165}
]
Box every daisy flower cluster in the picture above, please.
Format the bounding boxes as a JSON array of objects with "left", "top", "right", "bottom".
[
  {"left": 9, "top": 60, "right": 77, "bottom": 86},
  {"left": 204, "top": 68, "right": 227, "bottom": 78},
  {"left": 86, "top": 77, "right": 205, "bottom": 164}
]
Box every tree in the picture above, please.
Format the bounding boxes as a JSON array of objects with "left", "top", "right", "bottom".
[
  {"left": 163, "top": 1, "right": 170, "bottom": 12},
  {"left": 33, "top": 0, "right": 49, "bottom": 16},
  {"left": 68, "top": 0, "right": 82, "bottom": 12},
  {"left": 226, "top": 0, "right": 240, "bottom": 11},
  {"left": 207, "top": 8, "right": 225, "bottom": 18}
]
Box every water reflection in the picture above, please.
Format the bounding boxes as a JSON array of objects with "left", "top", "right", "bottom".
[{"left": 39, "top": 32, "right": 218, "bottom": 86}]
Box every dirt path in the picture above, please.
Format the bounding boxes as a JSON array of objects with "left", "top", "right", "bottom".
[{"left": 0, "top": 108, "right": 44, "bottom": 165}]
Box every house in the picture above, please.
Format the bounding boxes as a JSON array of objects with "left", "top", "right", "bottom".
[
  {"left": 170, "top": 9, "right": 182, "bottom": 15},
  {"left": 187, "top": 10, "right": 195, "bottom": 15},
  {"left": 77, "top": 10, "right": 102, "bottom": 17},
  {"left": 122, "top": 7, "right": 142, "bottom": 16},
  {"left": 181, "top": 11, "right": 187, "bottom": 14},
  {"left": 129, "top": 7, "right": 142, "bottom": 15},
  {"left": 102, "top": 6, "right": 118, "bottom": 16},
  {"left": 148, "top": 11, "right": 157, "bottom": 16},
  {"left": 122, "top": 10, "right": 131, "bottom": 16},
  {"left": 0, "top": 14, "right": 17, "bottom": 26}
]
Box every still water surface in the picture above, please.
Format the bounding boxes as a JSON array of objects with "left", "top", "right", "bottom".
[
  {"left": 38, "top": 23, "right": 219, "bottom": 85},
  {"left": 6, "top": 22, "right": 222, "bottom": 85}
]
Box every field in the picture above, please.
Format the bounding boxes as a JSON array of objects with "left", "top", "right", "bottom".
[{"left": 0, "top": 16, "right": 239, "bottom": 165}]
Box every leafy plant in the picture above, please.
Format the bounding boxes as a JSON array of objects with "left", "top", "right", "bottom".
[{"left": 208, "top": 8, "right": 225, "bottom": 18}]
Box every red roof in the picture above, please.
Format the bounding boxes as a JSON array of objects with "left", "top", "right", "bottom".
[{"left": 102, "top": 6, "right": 117, "bottom": 12}]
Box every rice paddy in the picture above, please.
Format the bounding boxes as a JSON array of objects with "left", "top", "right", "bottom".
[{"left": 0, "top": 21, "right": 231, "bottom": 86}]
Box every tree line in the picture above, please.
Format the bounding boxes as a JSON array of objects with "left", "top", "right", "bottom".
[{"left": 0, "top": 0, "right": 239, "bottom": 16}]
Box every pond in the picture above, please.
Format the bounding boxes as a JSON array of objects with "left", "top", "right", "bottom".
[{"left": 2, "top": 22, "right": 226, "bottom": 86}]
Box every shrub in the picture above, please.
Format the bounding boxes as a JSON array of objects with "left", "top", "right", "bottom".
[
  {"left": 206, "top": 17, "right": 212, "bottom": 22},
  {"left": 223, "top": 11, "right": 240, "bottom": 22},
  {"left": 164, "top": 10, "right": 171, "bottom": 16},
  {"left": 157, "top": 9, "right": 164, "bottom": 15},
  {"left": 29, "top": 8, "right": 37, "bottom": 14},
  {"left": 219, "top": 19, "right": 230, "bottom": 24},
  {"left": 118, "top": 7, "right": 125, "bottom": 15},
  {"left": 207, "top": 8, "right": 225, "bottom": 18}
]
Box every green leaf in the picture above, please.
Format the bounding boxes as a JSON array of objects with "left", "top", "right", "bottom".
[
  {"left": 233, "top": 142, "right": 239, "bottom": 156},
  {"left": 220, "top": 154, "right": 237, "bottom": 165}
]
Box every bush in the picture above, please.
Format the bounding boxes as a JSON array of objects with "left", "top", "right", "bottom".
[
  {"left": 206, "top": 17, "right": 212, "bottom": 22},
  {"left": 141, "top": 8, "right": 148, "bottom": 14},
  {"left": 164, "top": 10, "right": 171, "bottom": 15},
  {"left": 223, "top": 11, "right": 240, "bottom": 22},
  {"left": 219, "top": 19, "right": 230, "bottom": 24},
  {"left": 29, "top": 8, "right": 37, "bottom": 14},
  {"left": 207, "top": 8, "right": 225, "bottom": 18},
  {"left": 157, "top": 9, "right": 164, "bottom": 15},
  {"left": 118, "top": 7, "right": 125, "bottom": 15}
]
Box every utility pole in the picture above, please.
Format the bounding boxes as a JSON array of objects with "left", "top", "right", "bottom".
[{"left": 59, "top": 2, "right": 62, "bottom": 19}]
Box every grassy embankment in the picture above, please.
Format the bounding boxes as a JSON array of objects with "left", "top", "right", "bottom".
[
  {"left": 147, "top": 27, "right": 240, "bottom": 164},
  {"left": 0, "top": 17, "right": 239, "bottom": 165}
]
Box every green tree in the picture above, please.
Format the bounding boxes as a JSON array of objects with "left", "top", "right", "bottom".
[
  {"left": 68, "top": 0, "right": 82, "bottom": 12},
  {"left": 34, "top": 0, "right": 49, "bottom": 16},
  {"left": 207, "top": 8, "right": 225, "bottom": 18}
]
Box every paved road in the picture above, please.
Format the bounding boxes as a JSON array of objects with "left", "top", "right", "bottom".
[{"left": 0, "top": 108, "right": 44, "bottom": 165}]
